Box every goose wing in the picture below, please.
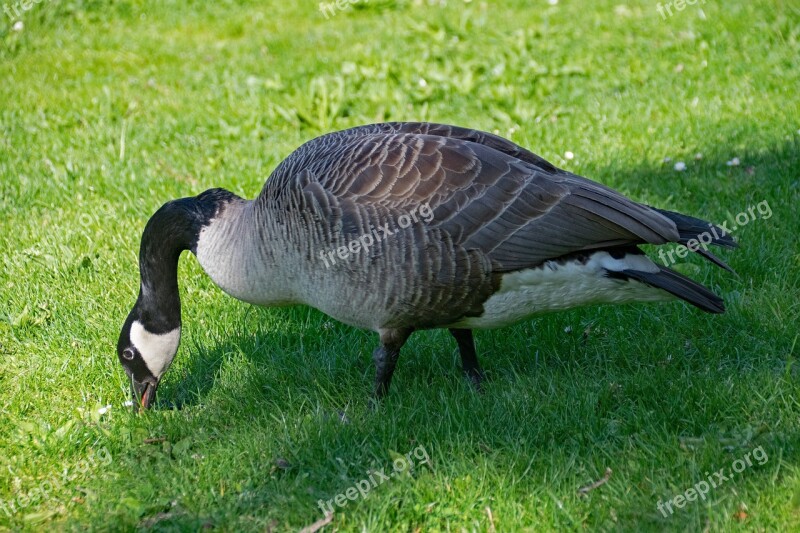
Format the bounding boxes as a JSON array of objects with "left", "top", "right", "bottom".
[{"left": 264, "top": 122, "right": 681, "bottom": 272}]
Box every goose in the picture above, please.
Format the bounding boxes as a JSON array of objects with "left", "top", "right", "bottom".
[{"left": 116, "top": 122, "right": 736, "bottom": 409}]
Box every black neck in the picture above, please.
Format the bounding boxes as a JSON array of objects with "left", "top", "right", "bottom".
[{"left": 134, "top": 188, "right": 238, "bottom": 332}]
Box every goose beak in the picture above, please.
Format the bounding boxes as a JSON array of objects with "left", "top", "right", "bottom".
[{"left": 131, "top": 378, "right": 158, "bottom": 410}]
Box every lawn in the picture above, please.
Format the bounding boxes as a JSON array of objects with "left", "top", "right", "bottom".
[{"left": 1, "top": 0, "right": 799, "bottom": 530}]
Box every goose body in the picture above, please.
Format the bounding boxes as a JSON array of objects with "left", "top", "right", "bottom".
[{"left": 117, "top": 122, "right": 736, "bottom": 408}]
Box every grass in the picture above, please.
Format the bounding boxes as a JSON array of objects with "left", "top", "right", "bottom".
[{"left": 1, "top": 0, "right": 799, "bottom": 530}]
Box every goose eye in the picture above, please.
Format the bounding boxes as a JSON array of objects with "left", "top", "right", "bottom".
[{"left": 122, "top": 348, "right": 135, "bottom": 361}]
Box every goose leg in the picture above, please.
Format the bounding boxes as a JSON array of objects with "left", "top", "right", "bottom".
[
  {"left": 373, "top": 328, "right": 413, "bottom": 399},
  {"left": 449, "top": 328, "right": 485, "bottom": 389}
]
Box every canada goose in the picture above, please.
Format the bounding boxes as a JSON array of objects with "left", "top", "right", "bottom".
[{"left": 117, "top": 122, "right": 736, "bottom": 409}]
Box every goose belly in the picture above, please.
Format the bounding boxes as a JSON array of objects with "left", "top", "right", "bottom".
[{"left": 451, "top": 252, "right": 672, "bottom": 329}]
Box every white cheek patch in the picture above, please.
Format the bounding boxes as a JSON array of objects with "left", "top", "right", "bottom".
[{"left": 130, "top": 321, "right": 181, "bottom": 379}]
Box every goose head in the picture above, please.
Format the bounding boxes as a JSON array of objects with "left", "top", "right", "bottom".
[{"left": 117, "top": 307, "right": 181, "bottom": 410}]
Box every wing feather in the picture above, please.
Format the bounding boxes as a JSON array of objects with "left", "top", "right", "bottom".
[{"left": 262, "top": 122, "right": 681, "bottom": 272}]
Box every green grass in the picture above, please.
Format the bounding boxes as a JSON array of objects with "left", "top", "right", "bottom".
[{"left": 1, "top": 0, "right": 799, "bottom": 530}]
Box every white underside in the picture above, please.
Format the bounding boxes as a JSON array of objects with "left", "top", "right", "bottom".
[{"left": 450, "top": 251, "right": 672, "bottom": 329}]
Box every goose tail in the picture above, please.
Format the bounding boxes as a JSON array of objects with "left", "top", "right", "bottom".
[
  {"left": 620, "top": 265, "right": 726, "bottom": 314},
  {"left": 653, "top": 208, "right": 738, "bottom": 273}
]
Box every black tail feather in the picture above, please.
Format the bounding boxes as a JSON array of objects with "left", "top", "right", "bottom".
[
  {"left": 653, "top": 208, "right": 738, "bottom": 249},
  {"left": 694, "top": 248, "right": 735, "bottom": 273},
  {"left": 621, "top": 266, "right": 726, "bottom": 314},
  {"left": 651, "top": 207, "right": 737, "bottom": 272}
]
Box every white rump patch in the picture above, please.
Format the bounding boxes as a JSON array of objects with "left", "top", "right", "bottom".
[
  {"left": 451, "top": 251, "right": 671, "bottom": 329},
  {"left": 130, "top": 321, "right": 181, "bottom": 378}
]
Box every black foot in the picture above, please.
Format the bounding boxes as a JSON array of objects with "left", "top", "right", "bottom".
[
  {"left": 449, "top": 328, "right": 485, "bottom": 391},
  {"left": 372, "top": 328, "right": 413, "bottom": 400}
]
